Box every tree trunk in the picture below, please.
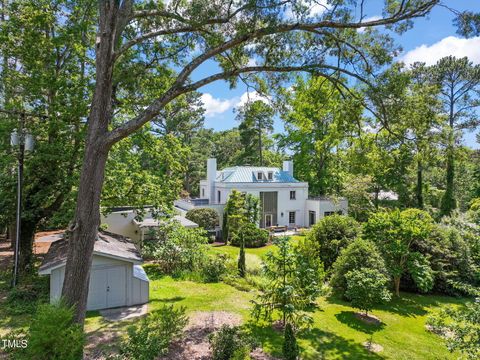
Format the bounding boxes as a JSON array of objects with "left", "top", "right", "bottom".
[
  {"left": 394, "top": 277, "right": 401, "bottom": 297},
  {"left": 416, "top": 159, "right": 424, "bottom": 209},
  {"left": 18, "top": 218, "right": 36, "bottom": 275},
  {"left": 440, "top": 146, "right": 456, "bottom": 216},
  {"left": 61, "top": 0, "right": 118, "bottom": 325}
]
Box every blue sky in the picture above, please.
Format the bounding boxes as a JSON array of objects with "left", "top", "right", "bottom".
[{"left": 191, "top": 1, "right": 480, "bottom": 148}]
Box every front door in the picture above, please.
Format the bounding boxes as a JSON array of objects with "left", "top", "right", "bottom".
[
  {"left": 309, "top": 211, "right": 316, "bottom": 226},
  {"left": 265, "top": 214, "right": 273, "bottom": 228}
]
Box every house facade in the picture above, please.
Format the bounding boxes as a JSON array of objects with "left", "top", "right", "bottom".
[{"left": 175, "top": 158, "right": 348, "bottom": 229}]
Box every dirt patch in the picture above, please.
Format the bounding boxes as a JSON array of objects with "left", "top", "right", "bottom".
[
  {"left": 0, "top": 241, "right": 13, "bottom": 272},
  {"left": 355, "top": 312, "right": 382, "bottom": 325},
  {"left": 159, "top": 311, "right": 278, "bottom": 360},
  {"left": 363, "top": 341, "right": 383, "bottom": 353},
  {"left": 425, "top": 324, "right": 454, "bottom": 339}
]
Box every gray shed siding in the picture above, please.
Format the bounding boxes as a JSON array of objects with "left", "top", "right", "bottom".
[{"left": 49, "top": 254, "right": 148, "bottom": 310}]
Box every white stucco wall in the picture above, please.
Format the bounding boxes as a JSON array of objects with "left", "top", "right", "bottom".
[{"left": 100, "top": 211, "right": 142, "bottom": 242}]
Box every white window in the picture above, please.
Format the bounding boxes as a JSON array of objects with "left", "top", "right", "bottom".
[
  {"left": 289, "top": 211, "right": 296, "bottom": 224},
  {"left": 268, "top": 172, "right": 273, "bottom": 180},
  {"left": 257, "top": 172, "right": 263, "bottom": 180},
  {"left": 290, "top": 191, "right": 296, "bottom": 200}
]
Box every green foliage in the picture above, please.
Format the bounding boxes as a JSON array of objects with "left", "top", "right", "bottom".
[
  {"left": 363, "top": 208, "right": 435, "bottom": 295},
  {"left": 330, "top": 238, "right": 388, "bottom": 298},
  {"left": 120, "top": 305, "right": 188, "bottom": 360},
  {"left": 238, "top": 234, "right": 246, "bottom": 278},
  {"left": 230, "top": 222, "right": 269, "bottom": 248},
  {"left": 142, "top": 220, "right": 208, "bottom": 275},
  {"left": 283, "top": 323, "right": 300, "bottom": 360},
  {"left": 186, "top": 207, "right": 219, "bottom": 230},
  {"left": 5, "top": 274, "right": 49, "bottom": 315},
  {"left": 305, "top": 215, "right": 361, "bottom": 271},
  {"left": 236, "top": 100, "right": 275, "bottom": 166},
  {"left": 345, "top": 268, "right": 392, "bottom": 316},
  {"left": 279, "top": 77, "right": 361, "bottom": 196},
  {"left": 11, "top": 303, "right": 85, "bottom": 360},
  {"left": 209, "top": 325, "right": 256, "bottom": 360},
  {"left": 427, "top": 299, "right": 480, "bottom": 360},
  {"left": 223, "top": 189, "right": 247, "bottom": 243},
  {"left": 201, "top": 253, "right": 233, "bottom": 283},
  {"left": 244, "top": 194, "right": 261, "bottom": 224},
  {"left": 252, "top": 237, "right": 322, "bottom": 328}
]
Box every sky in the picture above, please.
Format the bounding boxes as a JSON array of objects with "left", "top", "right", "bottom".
[{"left": 190, "top": 1, "right": 480, "bottom": 149}]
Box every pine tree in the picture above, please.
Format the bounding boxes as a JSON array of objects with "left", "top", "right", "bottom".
[
  {"left": 238, "top": 233, "right": 246, "bottom": 278},
  {"left": 283, "top": 323, "right": 299, "bottom": 360}
]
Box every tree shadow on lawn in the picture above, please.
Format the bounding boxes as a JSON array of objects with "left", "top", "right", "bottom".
[
  {"left": 249, "top": 322, "right": 384, "bottom": 360},
  {"left": 335, "top": 311, "right": 385, "bottom": 335},
  {"left": 326, "top": 293, "right": 459, "bottom": 318},
  {"left": 148, "top": 296, "right": 186, "bottom": 304}
]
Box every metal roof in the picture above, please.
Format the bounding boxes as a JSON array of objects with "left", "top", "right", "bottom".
[{"left": 216, "top": 166, "right": 299, "bottom": 183}]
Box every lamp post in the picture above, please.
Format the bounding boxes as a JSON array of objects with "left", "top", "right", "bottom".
[{"left": 10, "top": 114, "right": 34, "bottom": 287}]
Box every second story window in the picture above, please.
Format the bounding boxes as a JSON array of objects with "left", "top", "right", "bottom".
[
  {"left": 268, "top": 172, "right": 273, "bottom": 180},
  {"left": 257, "top": 172, "right": 263, "bottom": 180},
  {"left": 217, "top": 190, "right": 221, "bottom": 203},
  {"left": 202, "top": 188, "right": 205, "bottom": 197},
  {"left": 290, "top": 190, "right": 296, "bottom": 200}
]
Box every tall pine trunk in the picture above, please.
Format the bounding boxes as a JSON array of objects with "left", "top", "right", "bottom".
[{"left": 18, "top": 218, "right": 36, "bottom": 274}]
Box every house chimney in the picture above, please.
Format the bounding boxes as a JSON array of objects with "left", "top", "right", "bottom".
[
  {"left": 206, "top": 158, "right": 217, "bottom": 203},
  {"left": 283, "top": 160, "right": 293, "bottom": 176}
]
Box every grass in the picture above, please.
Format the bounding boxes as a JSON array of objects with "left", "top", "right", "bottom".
[{"left": 0, "top": 236, "right": 466, "bottom": 359}]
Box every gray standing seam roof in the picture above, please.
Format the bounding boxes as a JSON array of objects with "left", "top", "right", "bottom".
[{"left": 216, "top": 167, "right": 299, "bottom": 183}]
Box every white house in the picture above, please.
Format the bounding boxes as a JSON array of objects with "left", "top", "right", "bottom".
[
  {"left": 175, "top": 159, "right": 348, "bottom": 228},
  {"left": 100, "top": 207, "right": 198, "bottom": 244},
  {"left": 39, "top": 231, "right": 149, "bottom": 311}
]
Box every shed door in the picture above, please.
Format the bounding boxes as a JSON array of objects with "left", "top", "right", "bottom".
[
  {"left": 106, "top": 266, "right": 127, "bottom": 308},
  {"left": 87, "top": 265, "right": 127, "bottom": 310}
]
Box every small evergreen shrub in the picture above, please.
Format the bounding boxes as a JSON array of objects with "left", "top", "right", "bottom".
[
  {"left": 12, "top": 302, "right": 85, "bottom": 360},
  {"left": 209, "top": 325, "right": 256, "bottom": 360},
  {"left": 120, "top": 305, "right": 188, "bottom": 360},
  {"left": 5, "top": 275, "right": 49, "bottom": 315},
  {"left": 230, "top": 222, "right": 269, "bottom": 248},
  {"left": 283, "top": 323, "right": 299, "bottom": 360}
]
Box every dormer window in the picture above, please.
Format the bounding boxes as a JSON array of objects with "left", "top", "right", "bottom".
[
  {"left": 257, "top": 172, "right": 264, "bottom": 180},
  {"left": 268, "top": 172, "right": 273, "bottom": 180}
]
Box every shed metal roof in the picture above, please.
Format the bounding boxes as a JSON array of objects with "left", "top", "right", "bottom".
[{"left": 216, "top": 166, "right": 299, "bottom": 183}]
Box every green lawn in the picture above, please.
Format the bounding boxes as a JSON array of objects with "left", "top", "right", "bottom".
[{"left": 92, "top": 275, "right": 462, "bottom": 360}]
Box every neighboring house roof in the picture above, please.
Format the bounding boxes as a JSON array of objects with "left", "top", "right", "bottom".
[
  {"left": 216, "top": 166, "right": 299, "bottom": 183},
  {"left": 134, "top": 215, "right": 198, "bottom": 228},
  {"left": 39, "top": 231, "right": 142, "bottom": 274}
]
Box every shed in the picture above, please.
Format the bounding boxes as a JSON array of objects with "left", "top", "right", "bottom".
[{"left": 39, "top": 231, "right": 149, "bottom": 311}]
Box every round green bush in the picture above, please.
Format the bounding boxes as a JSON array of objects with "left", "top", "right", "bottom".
[
  {"left": 185, "top": 207, "right": 219, "bottom": 230},
  {"left": 330, "top": 238, "right": 388, "bottom": 297},
  {"left": 305, "top": 215, "right": 361, "bottom": 271},
  {"left": 230, "top": 222, "right": 269, "bottom": 248}
]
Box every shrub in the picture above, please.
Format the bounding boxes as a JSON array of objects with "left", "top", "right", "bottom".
[
  {"left": 186, "top": 208, "right": 219, "bottom": 230},
  {"left": 5, "top": 275, "right": 49, "bottom": 315},
  {"left": 363, "top": 208, "right": 435, "bottom": 296},
  {"left": 345, "top": 268, "right": 392, "bottom": 316},
  {"left": 283, "top": 323, "right": 299, "bottom": 360},
  {"left": 209, "top": 325, "right": 256, "bottom": 360},
  {"left": 304, "top": 215, "right": 360, "bottom": 271},
  {"left": 330, "top": 238, "right": 388, "bottom": 298},
  {"left": 230, "top": 222, "right": 269, "bottom": 248},
  {"left": 201, "top": 253, "right": 232, "bottom": 282},
  {"left": 11, "top": 302, "right": 85, "bottom": 360},
  {"left": 120, "top": 305, "right": 188, "bottom": 360},
  {"left": 142, "top": 220, "right": 208, "bottom": 274}
]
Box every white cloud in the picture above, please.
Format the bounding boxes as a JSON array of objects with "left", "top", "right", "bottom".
[
  {"left": 357, "top": 15, "right": 382, "bottom": 33},
  {"left": 401, "top": 36, "right": 480, "bottom": 66},
  {"left": 237, "top": 91, "right": 270, "bottom": 107},
  {"left": 285, "top": 0, "right": 331, "bottom": 19},
  {"left": 200, "top": 93, "right": 237, "bottom": 117}
]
